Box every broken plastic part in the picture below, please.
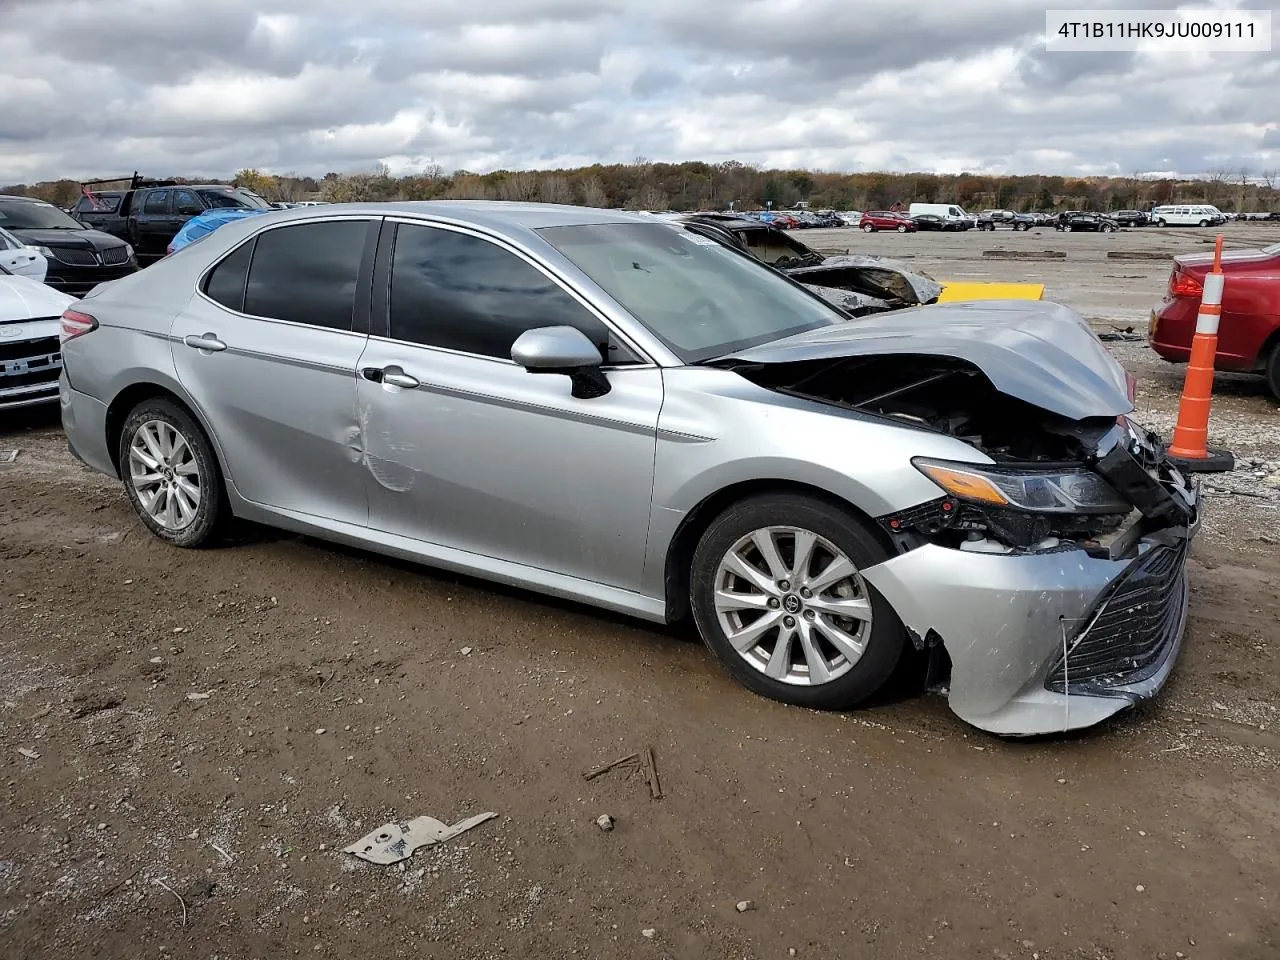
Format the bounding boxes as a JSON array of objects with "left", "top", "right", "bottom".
[{"left": 343, "top": 812, "right": 498, "bottom": 865}]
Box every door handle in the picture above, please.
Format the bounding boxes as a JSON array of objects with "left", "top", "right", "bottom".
[
  {"left": 381, "top": 366, "right": 420, "bottom": 389},
  {"left": 183, "top": 333, "right": 227, "bottom": 352}
]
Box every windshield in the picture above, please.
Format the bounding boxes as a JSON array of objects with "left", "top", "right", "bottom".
[
  {"left": 199, "top": 189, "right": 272, "bottom": 210},
  {"left": 0, "top": 199, "right": 85, "bottom": 230},
  {"left": 538, "top": 221, "right": 842, "bottom": 363}
]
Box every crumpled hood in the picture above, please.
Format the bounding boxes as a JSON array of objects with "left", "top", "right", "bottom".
[
  {"left": 787, "top": 254, "right": 944, "bottom": 305},
  {"left": 805, "top": 283, "right": 891, "bottom": 317},
  {"left": 0, "top": 274, "right": 75, "bottom": 323},
  {"left": 723, "top": 299, "right": 1132, "bottom": 421}
]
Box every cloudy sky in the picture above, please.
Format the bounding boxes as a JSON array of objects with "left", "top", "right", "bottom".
[{"left": 0, "top": 0, "right": 1276, "bottom": 183}]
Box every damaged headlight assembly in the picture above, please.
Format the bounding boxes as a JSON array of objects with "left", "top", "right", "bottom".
[
  {"left": 912, "top": 459, "right": 1130, "bottom": 515},
  {"left": 882, "top": 458, "right": 1133, "bottom": 552}
]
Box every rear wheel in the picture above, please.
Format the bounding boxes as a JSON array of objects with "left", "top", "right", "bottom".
[
  {"left": 118, "top": 398, "right": 226, "bottom": 547},
  {"left": 1198, "top": 219, "right": 1209, "bottom": 227},
  {"left": 1266, "top": 342, "right": 1280, "bottom": 402},
  {"left": 862, "top": 224, "right": 875, "bottom": 233},
  {"left": 690, "top": 493, "right": 907, "bottom": 710}
]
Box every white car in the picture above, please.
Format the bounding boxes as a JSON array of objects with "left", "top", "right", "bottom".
[
  {"left": 0, "top": 225, "right": 49, "bottom": 282},
  {"left": 0, "top": 265, "right": 75, "bottom": 410}
]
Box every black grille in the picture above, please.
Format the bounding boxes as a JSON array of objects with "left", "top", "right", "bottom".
[
  {"left": 49, "top": 247, "right": 99, "bottom": 265},
  {"left": 99, "top": 245, "right": 131, "bottom": 265},
  {"left": 0, "top": 334, "right": 58, "bottom": 363},
  {"left": 1047, "top": 543, "right": 1188, "bottom": 689}
]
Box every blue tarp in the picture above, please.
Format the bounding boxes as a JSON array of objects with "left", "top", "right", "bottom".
[{"left": 167, "top": 208, "right": 271, "bottom": 254}]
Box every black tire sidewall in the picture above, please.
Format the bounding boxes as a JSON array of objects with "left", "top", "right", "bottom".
[
  {"left": 1266, "top": 343, "right": 1280, "bottom": 402},
  {"left": 689, "top": 493, "right": 907, "bottom": 710},
  {"left": 118, "top": 398, "right": 224, "bottom": 547}
]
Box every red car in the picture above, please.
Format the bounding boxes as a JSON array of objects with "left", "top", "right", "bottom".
[
  {"left": 1149, "top": 241, "right": 1280, "bottom": 400},
  {"left": 859, "top": 210, "right": 917, "bottom": 233}
]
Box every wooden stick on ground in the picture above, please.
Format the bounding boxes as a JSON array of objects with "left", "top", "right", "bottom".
[
  {"left": 583, "top": 752, "right": 639, "bottom": 781},
  {"left": 644, "top": 746, "right": 663, "bottom": 800}
]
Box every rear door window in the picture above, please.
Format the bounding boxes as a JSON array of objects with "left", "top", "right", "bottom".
[
  {"left": 243, "top": 220, "right": 370, "bottom": 330},
  {"left": 142, "top": 190, "right": 171, "bottom": 215}
]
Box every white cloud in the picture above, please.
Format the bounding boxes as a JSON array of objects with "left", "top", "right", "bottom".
[{"left": 0, "top": 0, "right": 1276, "bottom": 182}]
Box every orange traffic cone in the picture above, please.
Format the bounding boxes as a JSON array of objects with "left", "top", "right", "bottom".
[{"left": 1165, "top": 235, "right": 1234, "bottom": 473}]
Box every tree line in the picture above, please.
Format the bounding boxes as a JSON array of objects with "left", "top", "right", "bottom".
[{"left": 7, "top": 160, "right": 1278, "bottom": 214}]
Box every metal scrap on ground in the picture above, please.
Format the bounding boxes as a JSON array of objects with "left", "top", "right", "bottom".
[{"left": 344, "top": 811, "right": 498, "bottom": 865}]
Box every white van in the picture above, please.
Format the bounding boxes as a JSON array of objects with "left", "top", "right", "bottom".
[
  {"left": 908, "top": 202, "right": 973, "bottom": 229},
  {"left": 1150, "top": 204, "right": 1225, "bottom": 227}
]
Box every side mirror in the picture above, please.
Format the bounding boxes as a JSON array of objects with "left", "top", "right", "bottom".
[{"left": 511, "top": 326, "right": 611, "bottom": 399}]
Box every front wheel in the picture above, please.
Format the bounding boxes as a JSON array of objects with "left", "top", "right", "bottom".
[
  {"left": 690, "top": 493, "right": 907, "bottom": 710},
  {"left": 118, "top": 398, "right": 226, "bottom": 547},
  {"left": 897, "top": 224, "right": 908, "bottom": 233},
  {"left": 1157, "top": 219, "right": 1167, "bottom": 227}
]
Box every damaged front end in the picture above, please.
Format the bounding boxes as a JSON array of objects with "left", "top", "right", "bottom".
[{"left": 718, "top": 301, "right": 1200, "bottom": 735}]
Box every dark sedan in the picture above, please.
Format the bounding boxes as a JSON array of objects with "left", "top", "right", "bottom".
[
  {"left": 910, "top": 213, "right": 961, "bottom": 232},
  {"left": 0, "top": 195, "right": 137, "bottom": 296},
  {"left": 1056, "top": 212, "right": 1119, "bottom": 233},
  {"left": 680, "top": 214, "right": 941, "bottom": 315}
]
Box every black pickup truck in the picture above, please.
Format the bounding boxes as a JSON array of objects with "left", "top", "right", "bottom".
[{"left": 74, "top": 175, "right": 272, "bottom": 259}]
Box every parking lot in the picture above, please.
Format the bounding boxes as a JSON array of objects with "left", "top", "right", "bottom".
[{"left": 3, "top": 224, "right": 1279, "bottom": 959}]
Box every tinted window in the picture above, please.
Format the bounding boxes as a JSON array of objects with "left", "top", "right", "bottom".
[
  {"left": 174, "top": 190, "right": 203, "bottom": 215},
  {"left": 244, "top": 220, "right": 368, "bottom": 329},
  {"left": 0, "top": 199, "right": 86, "bottom": 230},
  {"left": 143, "top": 190, "right": 170, "bottom": 214},
  {"left": 204, "top": 240, "right": 255, "bottom": 312},
  {"left": 389, "top": 224, "right": 630, "bottom": 363},
  {"left": 201, "top": 189, "right": 272, "bottom": 210}
]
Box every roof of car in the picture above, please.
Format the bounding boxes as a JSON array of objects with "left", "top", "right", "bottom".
[
  {"left": 0, "top": 194, "right": 50, "bottom": 202},
  {"left": 271, "top": 200, "right": 653, "bottom": 232}
]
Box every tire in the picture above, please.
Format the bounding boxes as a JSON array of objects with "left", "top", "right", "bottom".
[
  {"left": 862, "top": 224, "right": 875, "bottom": 233},
  {"left": 1199, "top": 219, "right": 1209, "bottom": 227},
  {"left": 1103, "top": 225, "right": 1115, "bottom": 233},
  {"left": 1066, "top": 224, "right": 1074, "bottom": 232},
  {"left": 1266, "top": 342, "right": 1280, "bottom": 402},
  {"left": 118, "top": 397, "right": 226, "bottom": 548},
  {"left": 897, "top": 224, "right": 907, "bottom": 233},
  {"left": 1157, "top": 219, "right": 1167, "bottom": 227},
  {"left": 689, "top": 493, "right": 907, "bottom": 710}
]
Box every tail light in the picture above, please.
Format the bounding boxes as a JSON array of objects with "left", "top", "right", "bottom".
[
  {"left": 60, "top": 309, "right": 98, "bottom": 343},
  {"left": 1169, "top": 269, "right": 1203, "bottom": 298}
]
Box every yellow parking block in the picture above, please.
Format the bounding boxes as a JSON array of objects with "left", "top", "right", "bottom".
[{"left": 937, "top": 282, "right": 1045, "bottom": 302}]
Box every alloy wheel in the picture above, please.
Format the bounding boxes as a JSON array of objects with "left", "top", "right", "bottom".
[
  {"left": 128, "top": 419, "right": 201, "bottom": 530},
  {"left": 713, "top": 525, "right": 874, "bottom": 686}
]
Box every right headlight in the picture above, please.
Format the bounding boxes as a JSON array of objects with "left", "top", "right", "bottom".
[{"left": 913, "top": 458, "right": 1129, "bottom": 515}]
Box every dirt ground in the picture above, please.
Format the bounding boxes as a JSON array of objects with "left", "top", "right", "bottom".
[{"left": 3, "top": 223, "right": 1279, "bottom": 960}]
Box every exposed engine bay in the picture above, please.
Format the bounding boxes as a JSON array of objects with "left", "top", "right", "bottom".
[{"left": 721, "top": 352, "right": 1196, "bottom": 554}]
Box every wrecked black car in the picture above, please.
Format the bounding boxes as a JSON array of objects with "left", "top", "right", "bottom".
[{"left": 679, "top": 214, "right": 943, "bottom": 317}]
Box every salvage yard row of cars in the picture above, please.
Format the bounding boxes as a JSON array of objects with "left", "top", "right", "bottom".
[{"left": 4, "top": 192, "right": 1279, "bottom": 737}]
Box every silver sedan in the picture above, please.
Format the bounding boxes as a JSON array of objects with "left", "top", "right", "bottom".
[{"left": 59, "top": 202, "right": 1200, "bottom": 735}]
